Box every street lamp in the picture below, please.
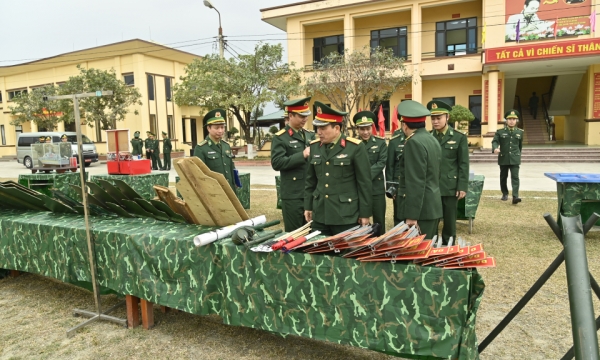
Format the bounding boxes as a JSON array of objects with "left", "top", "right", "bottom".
[{"left": 203, "top": 0, "right": 224, "bottom": 59}]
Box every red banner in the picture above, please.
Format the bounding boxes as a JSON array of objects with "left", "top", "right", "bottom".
[
  {"left": 483, "top": 79, "right": 503, "bottom": 122},
  {"left": 487, "top": 38, "right": 600, "bottom": 64},
  {"left": 593, "top": 73, "right": 600, "bottom": 119}
]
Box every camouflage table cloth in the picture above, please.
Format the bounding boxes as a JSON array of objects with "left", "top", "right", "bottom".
[
  {"left": 18, "top": 172, "right": 87, "bottom": 199},
  {"left": 555, "top": 182, "right": 600, "bottom": 226},
  {"left": 90, "top": 173, "right": 169, "bottom": 200},
  {"left": 458, "top": 175, "right": 485, "bottom": 219},
  {"left": 0, "top": 209, "right": 484, "bottom": 359},
  {"left": 175, "top": 173, "right": 251, "bottom": 209}
]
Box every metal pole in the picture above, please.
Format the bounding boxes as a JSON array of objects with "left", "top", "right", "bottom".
[
  {"left": 562, "top": 316, "right": 600, "bottom": 360},
  {"left": 216, "top": 10, "right": 224, "bottom": 59},
  {"left": 561, "top": 214, "right": 599, "bottom": 360}
]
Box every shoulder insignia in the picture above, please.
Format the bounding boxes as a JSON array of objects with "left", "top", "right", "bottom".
[
  {"left": 346, "top": 137, "right": 361, "bottom": 145},
  {"left": 198, "top": 140, "right": 207, "bottom": 147},
  {"left": 374, "top": 135, "right": 385, "bottom": 140},
  {"left": 310, "top": 139, "right": 320, "bottom": 145},
  {"left": 305, "top": 129, "right": 314, "bottom": 133},
  {"left": 406, "top": 133, "right": 415, "bottom": 141},
  {"left": 275, "top": 129, "right": 286, "bottom": 136},
  {"left": 390, "top": 134, "right": 403, "bottom": 140}
]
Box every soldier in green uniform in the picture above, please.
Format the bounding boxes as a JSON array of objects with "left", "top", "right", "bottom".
[
  {"left": 131, "top": 131, "right": 143, "bottom": 157},
  {"left": 354, "top": 110, "right": 387, "bottom": 234},
  {"left": 161, "top": 131, "right": 172, "bottom": 171},
  {"left": 193, "top": 108, "right": 237, "bottom": 190},
  {"left": 396, "top": 100, "right": 442, "bottom": 240},
  {"left": 386, "top": 127, "right": 407, "bottom": 225},
  {"left": 271, "top": 97, "right": 316, "bottom": 232},
  {"left": 492, "top": 110, "right": 524, "bottom": 204},
  {"left": 144, "top": 131, "right": 152, "bottom": 160},
  {"left": 34, "top": 136, "right": 46, "bottom": 167},
  {"left": 428, "top": 100, "right": 469, "bottom": 244},
  {"left": 149, "top": 132, "right": 162, "bottom": 170},
  {"left": 304, "top": 101, "right": 372, "bottom": 236},
  {"left": 59, "top": 134, "right": 73, "bottom": 160}
]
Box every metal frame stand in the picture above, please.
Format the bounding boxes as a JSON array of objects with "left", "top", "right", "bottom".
[
  {"left": 478, "top": 212, "right": 600, "bottom": 359},
  {"left": 47, "top": 92, "right": 127, "bottom": 337}
]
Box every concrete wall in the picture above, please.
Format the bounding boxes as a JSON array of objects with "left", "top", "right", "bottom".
[{"left": 565, "top": 70, "right": 587, "bottom": 143}]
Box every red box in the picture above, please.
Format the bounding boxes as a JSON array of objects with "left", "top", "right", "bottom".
[{"left": 107, "top": 160, "right": 151, "bottom": 175}]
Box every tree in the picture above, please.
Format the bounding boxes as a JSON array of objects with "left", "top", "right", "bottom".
[
  {"left": 9, "top": 85, "right": 66, "bottom": 131},
  {"left": 58, "top": 65, "right": 142, "bottom": 130},
  {"left": 304, "top": 46, "right": 411, "bottom": 131},
  {"left": 449, "top": 104, "right": 475, "bottom": 135},
  {"left": 269, "top": 125, "right": 279, "bottom": 135},
  {"left": 173, "top": 43, "right": 301, "bottom": 144}
]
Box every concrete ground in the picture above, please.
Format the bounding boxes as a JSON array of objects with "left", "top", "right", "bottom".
[{"left": 2, "top": 159, "right": 597, "bottom": 192}]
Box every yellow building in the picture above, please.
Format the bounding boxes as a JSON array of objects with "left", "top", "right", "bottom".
[
  {"left": 0, "top": 39, "right": 214, "bottom": 157},
  {"left": 261, "top": 0, "right": 600, "bottom": 146}
]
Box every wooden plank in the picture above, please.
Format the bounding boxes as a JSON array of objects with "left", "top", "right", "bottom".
[
  {"left": 10, "top": 270, "right": 21, "bottom": 278},
  {"left": 173, "top": 160, "right": 216, "bottom": 226},
  {"left": 177, "top": 158, "right": 242, "bottom": 226},
  {"left": 140, "top": 299, "right": 154, "bottom": 330},
  {"left": 153, "top": 185, "right": 197, "bottom": 224},
  {"left": 188, "top": 157, "right": 249, "bottom": 220},
  {"left": 126, "top": 295, "right": 140, "bottom": 329}
]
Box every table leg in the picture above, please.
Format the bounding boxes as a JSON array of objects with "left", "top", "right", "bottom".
[
  {"left": 160, "top": 306, "right": 169, "bottom": 313},
  {"left": 125, "top": 295, "right": 140, "bottom": 329},
  {"left": 140, "top": 299, "right": 154, "bottom": 330},
  {"left": 469, "top": 218, "right": 473, "bottom": 234},
  {"left": 10, "top": 270, "right": 21, "bottom": 278}
]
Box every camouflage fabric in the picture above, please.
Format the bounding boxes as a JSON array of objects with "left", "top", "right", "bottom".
[
  {"left": 176, "top": 173, "right": 251, "bottom": 209},
  {"left": 91, "top": 173, "right": 169, "bottom": 200},
  {"left": 556, "top": 182, "right": 600, "bottom": 226},
  {"left": 457, "top": 175, "right": 485, "bottom": 220},
  {"left": 276, "top": 175, "right": 282, "bottom": 209},
  {"left": 18, "top": 173, "right": 87, "bottom": 199},
  {"left": 0, "top": 209, "right": 484, "bottom": 359}
]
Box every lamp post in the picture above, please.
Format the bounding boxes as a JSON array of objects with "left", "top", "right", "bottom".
[{"left": 203, "top": 0, "right": 224, "bottom": 59}]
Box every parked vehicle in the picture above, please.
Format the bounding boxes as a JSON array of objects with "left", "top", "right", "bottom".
[{"left": 17, "top": 132, "right": 98, "bottom": 169}]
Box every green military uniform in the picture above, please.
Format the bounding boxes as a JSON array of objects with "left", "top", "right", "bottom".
[
  {"left": 305, "top": 102, "right": 372, "bottom": 236},
  {"left": 354, "top": 111, "right": 387, "bottom": 234},
  {"left": 396, "top": 101, "right": 443, "bottom": 240},
  {"left": 386, "top": 129, "right": 407, "bottom": 225},
  {"left": 193, "top": 108, "right": 237, "bottom": 190},
  {"left": 161, "top": 131, "right": 172, "bottom": 171},
  {"left": 144, "top": 131, "right": 152, "bottom": 160},
  {"left": 34, "top": 136, "right": 46, "bottom": 167},
  {"left": 271, "top": 97, "right": 315, "bottom": 232},
  {"left": 428, "top": 100, "right": 469, "bottom": 244},
  {"left": 492, "top": 110, "right": 524, "bottom": 204},
  {"left": 131, "top": 131, "right": 143, "bottom": 156},
  {"left": 149, "top": 133, "right": 163, "bottom": 170},
  {"left": 59, "top": 134, "right": 72, "bottom": 160}
]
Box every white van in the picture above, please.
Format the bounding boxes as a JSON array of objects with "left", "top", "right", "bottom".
[{"left": 17, "top": 132, "right": 98, "bottom": 168}]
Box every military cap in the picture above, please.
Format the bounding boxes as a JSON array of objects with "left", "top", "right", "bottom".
[
  {"left": 146, "top": 131, "right": 151, "bottom": 135},
  {"left": 353, "top": 110, "right": 376, "bottom": 127},
  {"left": 134, "top": 131, "right": 140, "bottom": 137},
  {"left": 39, "top": 136, "right": 46, "bottom": 141},
  {"left": 162, "top": 131, "right": 167, "bottom": 136},
  {"left": 427, "top": 100, "right": 452, "bottom": 115},
  {"left": 204, "top": 108, "right": 227, "bottom": 126},
  {"left": 283, "top": 97, "right": 311, "bottom": 116},
  {"left": 61, "top": 134, "right": 68, "bottom": 139},
  {"left": 397, "top": 100, "right": 430, "bottom": 123},
  {"left": 505, "top": 109, "right": 520, "bottom": 119},
  {"left": 312, "top": 101, "right": 347, "bottom": 127},
  {"left": 283, "top": 109, "right": 289, "bottom": 118},
  {"left": 45, "top": 136, "right": 52, "bottom": 141}
]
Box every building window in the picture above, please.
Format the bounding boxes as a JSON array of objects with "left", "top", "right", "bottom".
[
  {"left": 147, "top": 74, "right": 155, "bottom": 100},
  {"left": 167, "top": 115, "right": 174, "bottom": 138},
  {"left": 369, "top": 101, "right": 390, "bottom": 131},
  {"left": 165, "top": 78, "right": 173, "bottom": 101},
  {"left": 123, "top": 74, "right": 135, "bottom": 86},
  {"left": 0, "top": 91, "right": 3, "bottom": 103},
  {"left": 435, "top": 18, "right": 477, "bottom": 57},
  {"left": 64, "top": 121, "right": 76, "bottom": 132},
  {"left": 182, "top": 118, "right": 187, "bottom": 143},
  {"left": 1, "top": 125, "right": 5, "bottom": 145},
  {"left": 149, "top": 114, "right": 157, "bottom": 135},
  {"left": 15, "top": 125, "right": 22, "bottom": 135},
  {"left": 7, "top": 89, "right": 27, "bottom": 101},
  {"left": 313, "top": 35, "right": 344, "bottom": 65},
  {"left": 370, "top": 27, "right": 408, "bottom": 58},
  {"left": 469, "top": 95, "right": 482, "bottom": 135}
]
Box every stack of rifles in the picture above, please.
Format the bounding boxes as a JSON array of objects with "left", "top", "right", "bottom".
[{"left": 251, "top": 222, "right": 495, "bottom": 269}]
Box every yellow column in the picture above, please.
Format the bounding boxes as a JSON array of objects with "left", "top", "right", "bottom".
[
  {"left": 411, "top": 4, "right": 422, "bottom": 103},
  {"left": 57, "top": 122, "right": 65, "bottom": 132},
  {"left": 344, "top": 14, "right": 355, "bottom": 54},
  {"left": 30, "top": 121, "right": 38, "bottom": 132},
  {"left": 483, "top": 68, "right": 499, "bottom": 148}
]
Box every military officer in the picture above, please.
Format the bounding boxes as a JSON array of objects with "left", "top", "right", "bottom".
[
  {"left": 354, "top": 110, "right": 387, "bottom": 234},
  {"left": 144, "top": 131, "right": 152, "bottom": 160},
  {"left": 396, "top": 100, "right": 442, "bottom": 240},
  {"left": 160, "top": 131, "right": 172, "bottom": 171},
  {"left": 271, "top": 97, "right": 315, "bottom": 232},
  {"left": 304, "top": 102, "right": 372, "bottom": 236},
  {"left": 131, "top": 131, "right": 143, "bottom": 157},
  {"left": 34, "top": 136, "right": 46, "bottom": 166},
  {"left": 149, "top": 133, "right": 162, "bottom": 170},
  {"left": 386, "top": 127, "right": 406, "bottom": 225},
  {"left": 428, "top": 100, "right": 469, "bottom": 244},
  {"left": 492, "top": 110, "right": 524, "bottom": 204},
  {"left": 194, "top": 108, "right": 237, "bottom": 190},
  {"left": 59, "top": 134, "right": 73, "bottom": 159}
]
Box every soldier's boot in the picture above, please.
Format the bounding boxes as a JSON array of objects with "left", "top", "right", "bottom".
[
  {"left": 501, "top": 194, "right": 508, "bottom": 201},
  {"left": 512, "top": 196, "right": 521, "bottom": 205}
]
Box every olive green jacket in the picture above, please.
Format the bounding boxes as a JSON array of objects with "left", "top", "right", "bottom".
[
  {"left": 144, "top": 138, "right": 152, "bottom": 153},
  {"left": 385, "top": 129, "right": 406, "bottom": 191},
  {"left": 162, "top": 138, "right": 172, "bottom": 154},
  {"left": 131, "top": 138, "right": 143, "bottom": 155},
  {"left": 492, "top": 126, "right": 523, "bottom": 166},
  {"left": 305, "top": 135, "right": 372, "bottom": 225},
  {"left": 193, "top": 137, "right": 236, "bottom": 189},
  {"left": 59, "top": 142, "right": 73, "bottom": 158},
  {"left": 150, "top": 138, "right": 160, "bottom": 154},
  {"left": 361, "top": 135, "right": 387, "bottom": 196},
  {"left": 271, "top": 125, "right": 315, "bottom": 200},
  {"left": 397, "top": 128, "right": 443, "bottom": 221},
  {"left": 431, "top": 127, "right": 469, "bottom": 196}
]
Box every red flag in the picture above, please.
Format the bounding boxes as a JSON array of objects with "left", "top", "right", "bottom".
[
  {"left": 371, "top": 123, "right": 378, "bottom": 135},
  {"left": 553, "top": 18, "right": 558, "bottom": 38},
  {"left": 378, "top": 105, "right": 385, "bottom": 137},
  {"left": 391, "top": 105, "right": 399, "bottom": 134}
]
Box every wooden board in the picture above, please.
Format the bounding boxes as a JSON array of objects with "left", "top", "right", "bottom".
[
  {"left": 173, "top": 160, "right": 217, "bottom": 226},
  {"left": 189, "top": 157, "right": 249, "bottom": 221},
  {"left": 176, "top": 159, "right": 242, "bottom": 226},
  {"left": 153, "top": 185, "right": 198, "bottom": 224}
]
